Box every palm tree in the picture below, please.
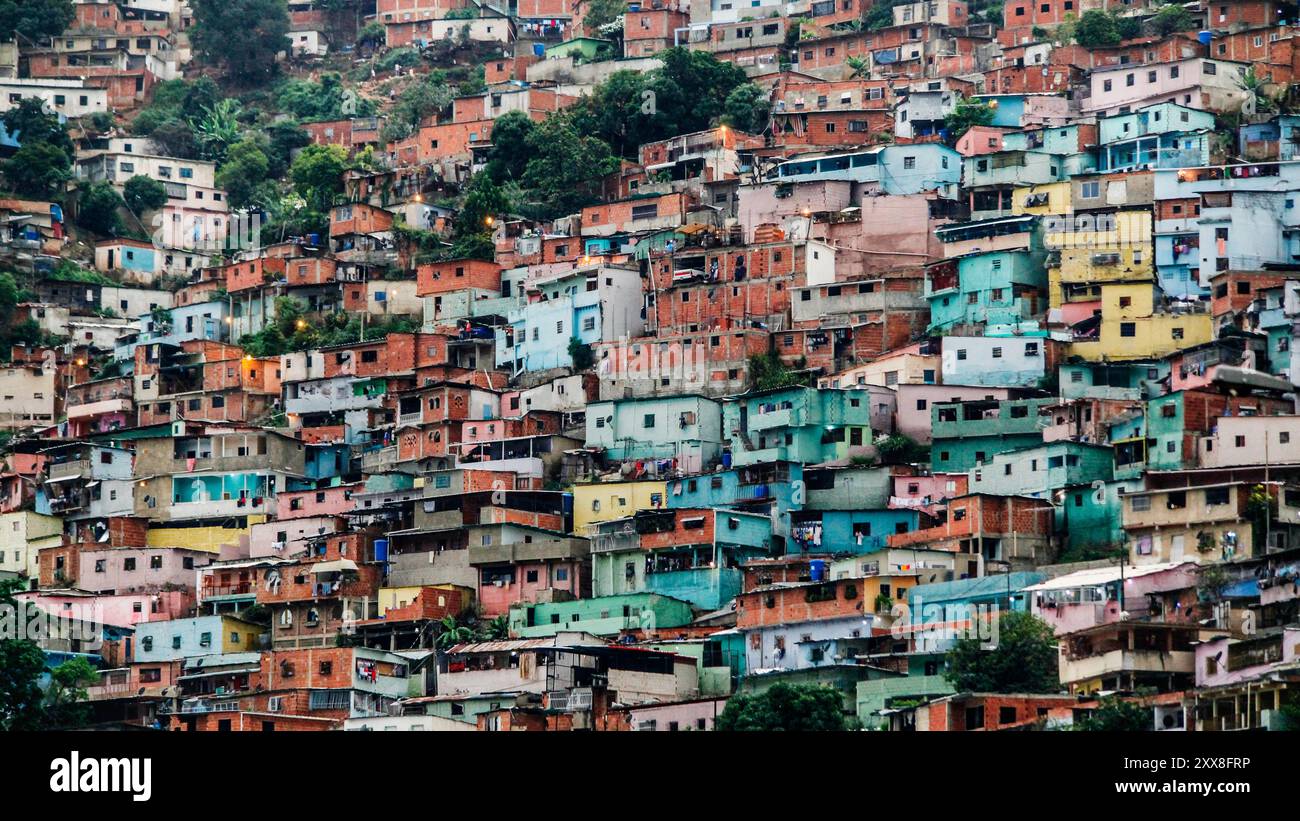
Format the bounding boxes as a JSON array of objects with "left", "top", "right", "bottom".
[
  {"left": 191, "top": 99, "right": 244, "bottom": 162},
  {"left": 435, "top": 615, "right": 476, "bottom": 650},
  {"left": 1238, "top": 67, "right": 1278, "bottom": 115},
  {"left": 845, "top": 55, "right": 869, "bottom": 80},
  {"left": 480, "top": 615, "right": 509, "bottom": 641}
]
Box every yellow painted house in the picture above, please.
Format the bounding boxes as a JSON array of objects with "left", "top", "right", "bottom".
[
  {"left": 570, "top": 479, "right": 668, "bottom": 536},
  {"left": 146, "top": 515, "right": 268, "bottom": 553},
  {"left": 1012, "top": 181, "right": 1073, "bottom": 217},
  {"left": 0, "top": 511, "right": 62, "bottom": 580},
  {"left": 1046, "top": 210, "right": 1154, "bottom": 309},
  {"left": 1069, "top": 282, "right": 1213, "bottom": 362},
  {"left": 220, "top": 615, "right": 265, "bottom": 653},
  {"left": 378, "top": 584, "right": 473, "bottom": 615}
]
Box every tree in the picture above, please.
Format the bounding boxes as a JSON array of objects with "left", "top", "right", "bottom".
[
  {"left": 190, "top": 0, "right": 289, "bottom": 83},
  {"left": 479, "top": 615, "right": 509, "bottom": 642},
  {"left": 945, "top": 611, "right": 1059, "bottom": 693},
  {"left": 864, "top": 0, "right": 900, "bottom": 30},
  {"left": 582, "top": 0, "right": 627, "bottom": 34},
  {"left": 484, "top": 110, "right": 536, "bottom": 183},
  {"left": 380, "top": 75, "right": 455, "bottom": 143},
  {"left": 123, "top": 175, "right": 168, "bottom": 213},
  {"left": 874, "top": 434, "right": 929, "bottom": 465},
  {"left": 456, "top": 173, "right": 510, "bottom": 238},
  {"left": 145, "top": 118, "right": 203, "bottom": 159},
  {"left": 191, "top": 98, "right": 244, "bottom": 162},
  {"left": 722, "top": 83, "right": 772, "bottom": 135},
  {"left": 748, "top": 352, "right": 809, "bottom": 391},
  {"left": 76, "top": 182, "right": 126, "bottom": 235},
  {"left": 943, "top": 97, "right": 996, "bottom": 143},
  {"left": 0, "top": 579, "right": 48, "bottom": 731},
  {"left": 0, "top": 638, "right": 47, "bottom": 731},
  {"left": 715, "top": 683, "right": 848, "bottom": 731},
  {"left": 264, "top": 121, "right": 310, "bottom": 178},
  {"left": 1073, "top": 9, "right": 1122, "bottom": 47},
  {"left": 654, "top": 47, "right": 750, "bottom": 136},
  {"left": 43, "top": 657, "right": 98, "bottom": 729},
  {"left": 2, "top": 142, "right": 71, "bottom": 198},
  {"left": 2, "top": 97, "right": 74, "bottom": 156},
  {"left": 216, "top": 138, "right": 272, "bottom": 210},
  {"left": 0, "top": 0, "right": 74, "bottom": 43},
  {"left": 568, "top": 337, "right": 594, "bottom": 371},
  {"left": 1074, "top": 696, "right": 1150, "bottom": 731},
  {"left": 1146, "top": 3, "right": 1195, "bottom": 36},
  {"left": 434, "top": 615, "right": 476, "bottom": 650},
  {"left": 1, "top": 99, "right": 74, "bottom": 197},
  {"left": 356, "top": 21, "right": 385, "bottom": 50},
  {"left": 522, "top": 112, "right": 619, "bottom": 219},
  {"left": 289, "top": 143, "right": 348, "bottom": 212}
]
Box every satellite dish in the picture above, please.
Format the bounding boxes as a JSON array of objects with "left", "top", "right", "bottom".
[{"left": 1241, "top": 95, "right": 1257, "bottom": 117}]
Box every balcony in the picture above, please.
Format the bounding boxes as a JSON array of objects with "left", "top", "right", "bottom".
[
  {"left": 200, "top": 580, "right": 255, "bottom": 601},
  {"left": 1061, "top": 648, "right": 1194, "bottom": 683},
  {"left": 745, "top": 406, "right": 801, "bottom": 432},
  {"left": 47, "top": 459, "right": 92, "bottom": 482},
  {"left": 361, "top": 446, "right": 398, "bottom": 473},
  {"left": 65, "top": 397, "right": 133, "bottom": 421}
]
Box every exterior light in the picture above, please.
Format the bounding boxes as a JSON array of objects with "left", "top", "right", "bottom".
[
  {"left": 295, "top": 319, "right": 308, "bottom": 331},
  {"left": 484, "top": 215, "right": 495, "bottom": 227}
]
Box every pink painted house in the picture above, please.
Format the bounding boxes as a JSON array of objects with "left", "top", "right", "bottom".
[
  {"left": 276, "top": 482, "right": 362, "bottom": 520},
  {"left": 1196, "top": 627, "right": 1300, "bottom": 688},
  {"left": 249, "top": 515, "right": 346, "bottom": 558},
  {"left": 1027, "top": 561, "right": 1200, "bottom": 636},
  {"left": 19, "top": 590, "right": 193, "bottom": 629},
  {"left": 76, "top": 546, "right": 214, "bottom": 595},
  {"left": 889, "top": 472, "right": 969, "bottom": 516},
  {"left": 954, "top": 125, "right": 1009, "bottom": 156}
]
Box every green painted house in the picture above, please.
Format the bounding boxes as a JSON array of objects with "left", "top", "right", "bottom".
[
  {"left": 931, "top": 396, "right": 1056, "bottom": 473},
  {"left": 508, "top": 592, "right": 696, "bottom": 638}
]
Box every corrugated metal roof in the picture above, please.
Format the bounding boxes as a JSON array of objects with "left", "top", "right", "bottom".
[
  {"left": 1023, "top": 561, "right": 1195, "bottom": 592},
  {"left": 910, "top": 572, "right": 1045, "bottom": 604},
  {"left": 445, "top": 638, "right": 555, "bottom": 654}
]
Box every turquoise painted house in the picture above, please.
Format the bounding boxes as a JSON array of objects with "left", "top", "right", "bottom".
[
  {"left": 930, "top": 396, "right": 1056, "bottom": 473},
  {"left": 590, "top": 508, "right": 776, "bottom": 611},
  {"left": 723, "top": 387, "right": 875, "bottom": 467},
  {"left": 966, "top": 441, "right": 1116, "bottom": 505},
  {"left": 665, "top": 461, "right": 802, "bottom": 543},
  {"left": 926, "top": 249, "right": 1048, "bottom": 333},
  {"left": 585, "top": 394, "right": 724, "bottom": 472},
  {"left": 508, "top": 592, "right": 696, "bottom": 638}
]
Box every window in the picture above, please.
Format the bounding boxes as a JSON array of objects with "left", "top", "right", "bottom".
[
  {"left": 643, "top": 414, "right": 656, "bottom": 428},
  {"left": 1120, "top": 322, "right": 1136, "bottom": 338}
]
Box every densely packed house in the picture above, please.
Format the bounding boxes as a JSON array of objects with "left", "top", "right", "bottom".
[{"left": 7, "top": 0, "right": 1300, "bottom": 732}]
